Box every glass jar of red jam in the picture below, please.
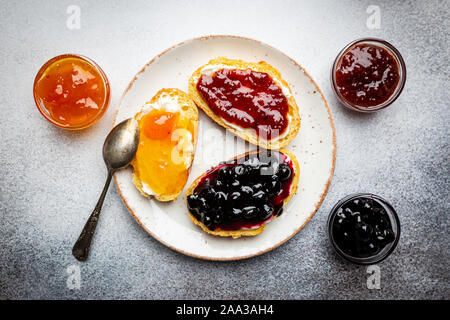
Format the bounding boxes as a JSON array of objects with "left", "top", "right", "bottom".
[
  {"left": 331, "top": 38, "right": 406, "bottom": 112},
  {"left": 33, "top": 54, "right": 110, "bottom": 129}
]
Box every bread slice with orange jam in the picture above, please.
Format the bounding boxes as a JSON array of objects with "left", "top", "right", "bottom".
[
  {"left": 185, "top": 148, "right": 300, "bottom": 238},
  {"left": 131, "top": 88, "right": 198, "bottom": 202},
  {"left": 188, "top": 57, "right": 301, "bottom": 149}
]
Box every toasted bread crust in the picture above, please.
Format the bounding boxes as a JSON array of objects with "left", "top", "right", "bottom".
[
  {"left": 132, "top": 88, "right": 198, "bottom": 202},
  {"left": 188, "top": 57, "right": 301, "bottom": 149},
  {"left": 185, "top": 148, "right": 300, "bottom": 238}
]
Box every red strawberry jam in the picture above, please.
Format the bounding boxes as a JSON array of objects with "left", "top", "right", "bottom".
[
  {"left": 197, "top": 68, "right": 290, "bottom": 140},
  {"left": 187, "top": 150, "right": 294, "bottom": 231},
  {"left": 335, "top": 43, "right": 400, "bottom": 108}
]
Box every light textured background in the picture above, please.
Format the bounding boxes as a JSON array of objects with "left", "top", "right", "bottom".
[{"left": 0, "top": 0, "right": 449, "bottom": 299}]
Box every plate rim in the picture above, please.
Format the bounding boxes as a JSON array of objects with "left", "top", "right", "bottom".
[{"left": 112, "top": 34, "right": 337, "bottom": 261}]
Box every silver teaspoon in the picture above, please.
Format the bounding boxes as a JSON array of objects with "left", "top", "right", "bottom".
[{"left": 72, "top": 118, "right": 139, "bottom": 261}]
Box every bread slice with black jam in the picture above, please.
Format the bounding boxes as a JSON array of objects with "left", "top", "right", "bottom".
[{"left": 186, "top": 149, "right": 299, "bottom": 238}]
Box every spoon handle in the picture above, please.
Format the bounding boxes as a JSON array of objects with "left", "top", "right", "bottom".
[{"left": 72, "top": 170, "right": 113, "bottom": 261}]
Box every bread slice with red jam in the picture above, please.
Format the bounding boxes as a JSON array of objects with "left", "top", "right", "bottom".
[
  {"left": 188, "top": 57, "right": 301, "bottom": 149},
  {"left": 186, "top": 149, "right": 300, "bottom": 238}
]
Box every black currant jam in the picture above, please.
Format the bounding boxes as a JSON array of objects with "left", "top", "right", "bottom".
[
  {"left": 328, "top": 193, "right": 400, "bottom": 264},
  {"left": 187, "top": 150, "right": 294, "bottom": 231}
]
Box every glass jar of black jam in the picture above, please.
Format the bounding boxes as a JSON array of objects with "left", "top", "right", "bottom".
[{"left": 327, "top": 193, "right": 400, "bottom": 265}]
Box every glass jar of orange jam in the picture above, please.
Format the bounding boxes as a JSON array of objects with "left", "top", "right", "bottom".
[{"left": 33, "top": 54, "right": 110, "bottom": 129}]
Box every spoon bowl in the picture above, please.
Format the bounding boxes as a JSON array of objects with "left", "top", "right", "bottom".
[{"left": 103, "top": 118, "right": 140, "bottom": 170}]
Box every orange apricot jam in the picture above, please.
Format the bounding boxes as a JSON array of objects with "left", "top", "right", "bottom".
[
  {"left": 131, "top": 103, "right": 195, "bottom": 197},
  {"left": 33, "top": 54, "right": 110, "bottom": 129},
  {"left": 142, "top": 111, "right": 177, "bottom": 140}
]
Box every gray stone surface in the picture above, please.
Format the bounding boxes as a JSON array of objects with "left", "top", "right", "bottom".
[{"left": 0, "top": 0, "right": 448, "bottom": 299}]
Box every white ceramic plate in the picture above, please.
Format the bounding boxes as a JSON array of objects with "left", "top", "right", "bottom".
[{"left": 113, "top": 35, "right": 336, "bottom": 260}]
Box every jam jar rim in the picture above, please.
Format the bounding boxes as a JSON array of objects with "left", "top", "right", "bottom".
[
  {"left": 330, "top": 38, "right": 407, "bottom": 113},
  {"left": 327, "top": 192, "right": 401, "bottom": 265},
  {"left": 33, "top": 53, "right": 111, "bottom": 130}
]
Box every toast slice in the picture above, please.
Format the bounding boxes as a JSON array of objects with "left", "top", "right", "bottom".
[
  {"left": 131, "top": 88, "right": 198, "bottom": 202},
  {"left": 188, "top": 57, "right": 301, "bottom": 149},
  {"left": 185, "top": 148, "right": 300, "bottom": 238}
]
